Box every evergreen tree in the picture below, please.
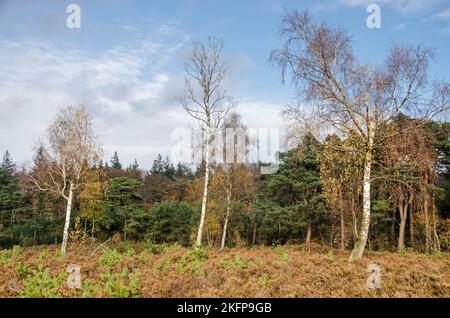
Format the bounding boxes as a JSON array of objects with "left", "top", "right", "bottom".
[
  {"left": 175, "top": 162, "right": 193, "bottom": 179},
  {"left": 150, "top": 154, "right": 164, "bottom": 175},
  {"left": 256, "top": 134, "right": 328, "bottom": 245},
  {"left": 110, "top": 151, "right": 122, "bottom": 170},
  {"left": 163, "top": 156, "right": 176, "bottom": 178},
  {"left": 100, "top": 177, "right": 143, "bottom": 240},
  {"left": 0, "top": 151, "right": 25, "bottom": 247},
  {"left": 0, "top": 150, "right": 16, "bottom": 184},
  {"left": 147, "top": 201, "right": 194, "bottom": 246},
  {"left": 130, "top": 159, "right": 140, "bottom": 171}
]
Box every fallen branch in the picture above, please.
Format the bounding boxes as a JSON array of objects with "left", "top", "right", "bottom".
[{"left": 89, "top": 238, "right": 111, "bottom": 257}]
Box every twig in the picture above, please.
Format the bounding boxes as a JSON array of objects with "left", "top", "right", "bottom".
[{"left": 89, "top": 238, "right": 111, "bottom": 257}]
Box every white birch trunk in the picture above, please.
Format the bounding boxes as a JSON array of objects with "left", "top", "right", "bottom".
[
  {"left": 349, "top": 126, "right": 374, "bottom": 261},
  {"left": 220, "top": 189, "right": 231, "bottom": 250},
  {"left": 61, "top": 182, "right": 74, "bottom": 255},
  {"left": 196, "top": 130, "right": 210, "bottom": 247}
]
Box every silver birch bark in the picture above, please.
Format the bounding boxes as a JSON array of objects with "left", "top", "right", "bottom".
[
  {"left": 220, "top": 188, "right": 231, "bottom": 250},
  {"left": 196, "top": 130, "right": 211, "bottom": 247},
  {"left": 349, "top": 126, "right": 374, "bottom": 261},
  {"left": 61, "top": 182, "right": 74, "bottom": 254}
]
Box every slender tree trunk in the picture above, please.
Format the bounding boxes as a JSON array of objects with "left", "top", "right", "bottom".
[
  {"left": 339, "top": 188, "right": 345, "bottom": 251},
  {"left": 398, "top": 202, "right": 408, "bottom": 251},
  {"left": 349, "top": 129, "right": 374, "bottom": 262},
  {"left": 431, "top": 196, "right": 440, "bottom": 252},
  {"left": 10, "top": 211, "right": 14, "bottom": 244},
  {"left": 124, "top": 215, "right": 127, "bottom": 241},
  {"left": 252, "top": 212, "right": 257, "bottom": 245},
  {"left": 220, "top": 189, "right": 231, "bottom": 250},
  {"left": 305, "top": 224, "right": 312, "bottom": 251},
  {"left": 32, "top": 194, "right": 37, "bottom": 245},
  {"left": 61, "top": 182, "right": 74, "bottom": 255},
  {"left": 424, "top": 186, "right": 431, "bottom": 253},
  {"left": 83, "top": 218, "right": 87, "bottom": 239},
  {"left": 91, "top": 217, "right": 95, "bottom": 242},
  {"left": 391, "top": 208, "right": 396, "bottom": 249},
  {"left": 351, "top": 196, "right": 358, "bottom": 241},
  {"left": 409, "top": 198, "right": 415, "bottom": 249},
  {"left": 196, "top": 130, "right": 211, "bottom": 247},
  {"left": 278, "top": 222, "right": 281, "bottom": 241}
]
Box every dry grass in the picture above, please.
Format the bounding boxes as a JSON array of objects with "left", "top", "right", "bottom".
[{"left": 0, "top": 243, "right": 449, "bottom": 298}]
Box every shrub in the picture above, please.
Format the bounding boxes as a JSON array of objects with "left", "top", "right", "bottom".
[
  {"left": 16, "top": 263, "right": 33, "bottom": 279},
  {"left": 12, "top": 245, "right": 21, "bottom": 257},
  {"left": 38, "top": 249, "right": 49, "bottom": 262},
  {"left": 326, "top": 250, "right": 334, "bottom": 261},
  {"left": 155, "top": 258, "right": 173, "bottom": 272},
  {"left": 143, "top": 241, "right": 167, "bottom": 254},
  {"left": 0, "top": 245, "right": 21, "bottom": 264},
  {"left": 0, "top": 249, "right": 12, "bottom": 264},
  {"left": 99, "top": 249, "right": 123, "bottom": 268},
  {"left": 176, "top": 247, "right": 208, "bottom": 274},
  {"left": 100, "top": 268, "right": 141, "bottom": 298},
  {"left": 126, "top": 247, "right": 136, "bottom": 257},
  {"left": 220, "top": 253, "right": 248, "bottom": 270},
  {"left": 274, "top": 245, "right": 289, "bottom": 262},
  {"left": 20, "top": 267, "right": 66, "bottom": 298},
  {"left": 258, "top": 273, "right": 271, "bottom": 288}
]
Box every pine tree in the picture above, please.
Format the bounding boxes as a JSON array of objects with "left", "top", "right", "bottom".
[
  {"left": 0, "top": 150, "right": 25, "bottom": 247},
  {"left": 176, "top": 162, "right": 192, "bottom": 178},
  {"left": 256, "top": 133, "right": 328, "bottom": 245},
  {"left": 163, "top": 156, "right": 175, "bottom": 178},
  {"left": 110, "top": 151, "right": 122, "bottom": 170},
  {"left": 130, "top": 159, "right": 139, "bottom": 171},
  {"left": 150, "top": 154, "right": 164, "bottom": 175},
  {"left": 0, "top": 150, "right": 15, "bottom": 183}
]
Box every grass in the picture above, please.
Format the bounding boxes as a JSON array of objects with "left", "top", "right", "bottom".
[{"left": 0, "top": 243, "right": 448, "bottom": 298}]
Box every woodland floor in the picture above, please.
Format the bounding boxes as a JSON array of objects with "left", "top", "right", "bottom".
[{"left": 0, "top": 242, "right": 449, "bottom": 298}]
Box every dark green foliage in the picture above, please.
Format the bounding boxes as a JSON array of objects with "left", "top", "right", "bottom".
[
  {"left": 110, "top": 151, "right": 122, "bottom": 170},
  {"left": 150, "top": 154, "right": 191, "bottom": 179},
  {"left": 146, "top": 201, "right": 195, "bottom": 246},
  {"left": 0, "top": 121, "right": 448, "bottom": 252},
  {"left": 99, "top": 177, "right": 144, "bottom": 240},
  {"left": 255, "top": 134, "right": 329, "bottom": 244},
  {"left": 0, "top": 151, "right": 32, "bottom": 247}
]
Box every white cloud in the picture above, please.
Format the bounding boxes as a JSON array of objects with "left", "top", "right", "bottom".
[
  {"left": 434, "top": 8, "right": 450, "bottom": 19},
  {"left": 0, "top": 26, "right": 191, "bottom": 169},
  {"left": 0, "top": 25, "right": 285, "bottom": 169},
  {"left": 432, "top": 8, "right": 450, "bottom": 35}
]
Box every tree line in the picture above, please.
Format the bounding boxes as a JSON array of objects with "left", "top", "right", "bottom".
[
  {"left": 0, "top": 10, "right": 448, "bottom": 260},
  {"left": 0, "top": 112, "right": 448, "bottom": 254}
]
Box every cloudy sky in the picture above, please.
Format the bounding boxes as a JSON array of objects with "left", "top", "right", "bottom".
[{"left": 0, "top": 0, "right": 449, "bottom": 169}]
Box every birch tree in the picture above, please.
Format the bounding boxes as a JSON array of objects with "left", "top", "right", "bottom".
[
  {"left": 219, "top": 113, "right": 254, "bottom": 250},
  {"left": 29, "top": 105, "right": 102, "bottom": 254},
  {"left": 180, "top": 37, "right": 234, "bottom": 247},
  {"left": 270, "top": 10, "right": 449, "bottom": 261}
]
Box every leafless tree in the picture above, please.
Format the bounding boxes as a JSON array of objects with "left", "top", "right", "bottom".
[
  {"left": 29, "top": 105, "right": 102, "bottom": 254},
  {"left": 270, "top": 10, "right": 449, "bottom": 261},
  {"left": 180, "top": 37, "right": 235, "bottom": 247}
]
